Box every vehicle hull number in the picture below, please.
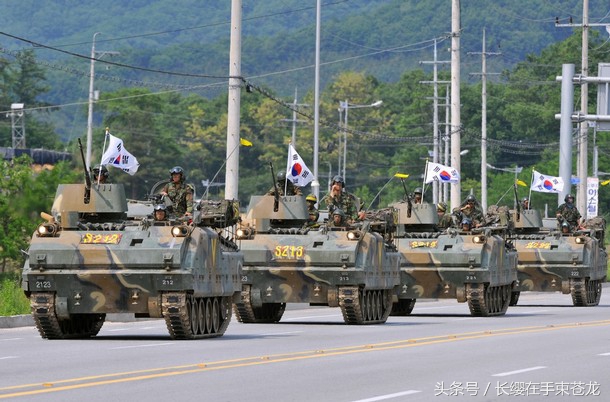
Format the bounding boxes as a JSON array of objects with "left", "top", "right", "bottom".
[
  {"left": 81, "top": 233, "right": 122, "bottom": 244},
  {"left": 274, "top": 245, "right": 305, "bottom": 260}
]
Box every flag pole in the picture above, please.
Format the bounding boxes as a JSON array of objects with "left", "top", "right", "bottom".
[
  {"left": 96, "top": 127, "right": 111, "bottom": 185},
  {"left": 527, "top": 167, "right": 534, "bottom": 209},
  {"left": 284, "top": 143, "right": 291, "bottom": 196},
  {"left": 422, "top": 159, "right": 429, "bottom": 203}
]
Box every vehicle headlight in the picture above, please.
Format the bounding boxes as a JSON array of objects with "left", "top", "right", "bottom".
[
  {"left": 171, "top": 225, "right": 190, "bottom": 237},
  {"left": 236, "top": 227, "right": 253, "bottom": 240},
  {"left": 575, "top": 237, "right": 585, "bottom": 244},
  {"left": 347, "top": 231, "right": 362, "bottom": 241},
  {"left": 472, "top": 235, "right": 486, "bottom": 244},
  {"left": 36, "top": 223, "right": 58, "bottom": 237}
]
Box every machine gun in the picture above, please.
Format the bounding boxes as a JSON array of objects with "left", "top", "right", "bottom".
[
  {"left": 269, "top": 162, "right": 280, "bottom": 212},
  {"left": 78, "top": 138, "right": 92, "bottom": 204},
  {"left": 513, "top": 183, "right": 521, "bottom": 223}
]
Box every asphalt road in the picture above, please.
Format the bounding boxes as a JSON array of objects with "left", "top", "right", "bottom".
[{"left": 1, "top": 286, "right": 609, "bottom": 402}]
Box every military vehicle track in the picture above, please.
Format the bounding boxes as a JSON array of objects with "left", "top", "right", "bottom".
[
  {"left": 570, "top": 278, "right": 603, "bottom": 307},
  {"left": 233, "top": 286, "right": 286, "bottom": 323},
  {"left": 466, "top": 283, "right": 512, "bottom": 316},
  {"left": 338, "top": 286, "right": 393, "bottom": 325},
  {"left": 390, "top": 298, "right": 417, "bottom": 316},
  {"left": 30, "top": 293, "right": 105, "bottom": 339},
  {"left": 162, "top": 292, "right": 232, "bottom": 339}
]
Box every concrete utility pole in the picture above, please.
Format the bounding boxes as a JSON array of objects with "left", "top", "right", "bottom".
[
  {"left": 311, "top": 0, "right": 322, "bottom": 202},
  {"left": 85, "top": 32, "right": 119, "bottom": 169},
  {"left": 225, "top": 0, "right": 242, "bottom": 201},
  {"left": 450, "top": 0, "right": 462, "bottom": 210},
  {"left": 420, "top": 39, "right": 450, "bottom": 205},
  {"left": 559, "top": 64, "right": 576, "bottom": 205},
  {"left": 468, "top": 28, "right": 500, "bottom": 212}
]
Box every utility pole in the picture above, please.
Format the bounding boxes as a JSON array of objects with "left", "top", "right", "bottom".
[
  {"left": 420, "top": 39, "right": 450, "bottom": 205},
  {"left": 225, "top": 0, "right": 242, "bottom": 201},
  {"left": 86, "top": 32, "right": 119, "bottom": 169},
  {"left": 468, "top": 28, "right": 500, "bottom": 212},
  {"left": 450, "top": 0, "right": 462, "bottom": 210},
  {"left": 280, "top": 88, "right": 309, "bottom": 146}
]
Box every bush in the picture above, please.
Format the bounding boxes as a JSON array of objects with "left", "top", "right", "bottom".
[{"left": 0, "top": 272, "right": 30, "bottom": 316}]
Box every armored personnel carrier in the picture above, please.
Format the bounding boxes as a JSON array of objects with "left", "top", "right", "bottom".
[
  {"left": 233, "top": 194, "right": 400, "bottom": 325},
  {"left": 392, "top": 200, "right": 517, "bottom": 316},
  {"left": 22, "top": 178, "right": 243, "bottom": 339},
  {"left": 509, "top": 209, "right": 606, "bottom": 306}
]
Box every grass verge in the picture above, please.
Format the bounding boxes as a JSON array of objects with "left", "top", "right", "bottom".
[{"left": 0, "top": 272, "right": 30, "bottom": 316}]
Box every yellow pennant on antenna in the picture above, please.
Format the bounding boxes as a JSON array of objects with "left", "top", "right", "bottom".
[
  {"left": 394, "top": 173, "right": 409, "bottom": 179},
  {"left": 516, "top": 179, "right": 528, "bottom": 187},
  {"left": 240, "top": 138, "right": 253, "bottom": 147},
  {"left": 601, "top": 179, "right": 610, "bottom": 186}
]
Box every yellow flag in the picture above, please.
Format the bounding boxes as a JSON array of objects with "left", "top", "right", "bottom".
[
  {"left": 240, "top": 138, "right": 252, "bottom": 147},
  {"left": 394, "top": 173, "right": 409, "bottom": 179},
  {"left": 601, "top": 179, "right": 610, "bottom": 186},
  {"left": 516, "top": 179, "right": 527, "bottom": 187}
]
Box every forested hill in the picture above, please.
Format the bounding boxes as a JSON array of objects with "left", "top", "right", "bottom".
[{"left": 0, "top": 0, "right": 607, "bottom": 103}]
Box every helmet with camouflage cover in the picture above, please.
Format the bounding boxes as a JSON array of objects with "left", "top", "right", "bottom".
[{"left": 437, "top": 202, "right": 447, "bottom": 212}]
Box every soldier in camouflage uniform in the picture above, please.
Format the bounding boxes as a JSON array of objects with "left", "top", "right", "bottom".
[
  {"left": 556, "top": 194, "right": 581, "bottom": 231},
  {"left": 459, "top": 194, "right": 484, "bottom": 228},
  {"left": 92, "top": 165, "right": 109, "bottom": 184},
  {"left": 267, "top": 171, "right": 302, "bottom": 196},
  {"left": 436, "top": 202, "right": 453, "bottom": 230},
  {"left": 305, "top": 194, "right": 320, "bottom": 227},
  {"left": 413, "top": 187, "right": 423, "bottom": 204},
  {"left": 327, "top": 208, "right": 348, "bottom": 228},
  {"left": 161, "top": 166, "right": 194, "bottom": 217},
  {"left": 322, "top": 175, "right": 364, "bottom": 223}
]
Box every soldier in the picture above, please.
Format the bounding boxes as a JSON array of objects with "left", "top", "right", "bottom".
[
  {"left": 153, "top": 204, "right": 168, "bottom": 221},
  {"left": 556, "top": 194, "right": 581, "bottom": 231},
  {"left": 92, "top": 165, "right": 109, "bottom": 184},
  {"left": 160, "top": 166, "right": 194, "bottom": 217},
  {"left": 436, "top": 202, "right": 453, "bottom": 230},
  {"left": 413, "top": 187, "right": 423, "bottom": 204},
  {"left": 306, "top": 194, "right": 320, "bottom": 226},
  {"left": 267, "top": 171, "right": 302, "bottom": 196},
  {"left": 521, "top": 197, "right": 530, "bottom": 210},
  {"left": 328, "top": 208, "right": 348, "bottom": 228},
  {"left": 560, "top": 220, "right": 571, "bottom": 234},
  {"left": 459, "top": 194, "right": 484, "bottom": 228},
  {"left": 323, "top": 175, "right": 365, "bottom": 223},
  {"left": 460, "top": 217, "right": 473, "bottom": 232}
]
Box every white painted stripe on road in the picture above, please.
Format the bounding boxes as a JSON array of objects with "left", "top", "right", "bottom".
[
  {"left": 282, "top": 314, "right": 339, "bottom": 321},
  {"left": 0, "top": 356, "right": 18, "bottom": 360},
  {"left": 351, "top": 390, "right": 421, "bottom": 402},
  {"left": 598, "top": 352, "right": 610, "bottom": 356},
  {"left": 510, "top": 309, "right": 549, "bottom": 315},
  {"left": 262, "top": 331, "right": 303, "bottom": 336},
  {"left": 0, "top": 338, "right": 22, "bottom": 341},
  {"left": 106, "top": 328, "right": 130, "bottom": 332},
  {"left": 493, "top": 366, "right": 547, "bottom": 377},
  {"left": 109, "top": 343, "right": 174, "bottom": 350}
]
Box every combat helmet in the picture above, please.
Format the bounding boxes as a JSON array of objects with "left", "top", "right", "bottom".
[
  {"left": 437, "top": 202, "right": 447, "bottom": 212},
  {"left": 565, "top": 194, "right": 575, "bottom": 203},
  {"left": 277, "top": 171, "right": 287, "bottom": 182},
  {"left": 170, "top": 166, "right": 185, "bottom": 181},
  {"left": 92, "top": 165, "right": 109, "bottom": 179},
  {"left": 333, "top": 208, "right": 346, "bottom": 218},
  {"left": 466, "top": 194, "right": 476, "bottom": 203},
  {"left": 306, "top": 194, "right": 317, "bottom": 203},
  {"left": 414, "top": 187, "right": 422, "bottom": 194},
  {"left": 332, "top": 175, "right": 345, "bottom": 188}
]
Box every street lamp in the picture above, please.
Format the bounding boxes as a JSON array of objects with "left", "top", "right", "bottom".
[
  {"left": 338, "top": 99, "right": 382, "bottom": 182},
  {"left": 86, "top": 32, "right": 120, "bottom": 169}
]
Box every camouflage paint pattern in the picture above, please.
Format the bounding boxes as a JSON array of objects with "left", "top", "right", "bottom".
[
  {"left": 238, "top": 195, "right": 400, "bottom": 307},
  {"left": 392, "top": 202, "right": 517, "bottom": 302},
  {"left": 22, "top": 184, "right": 242, "bottom": 319},
  {"left": 510, "top": 209, "right": 607, "bottom": 293}
]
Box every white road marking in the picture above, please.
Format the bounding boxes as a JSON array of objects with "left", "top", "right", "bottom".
[
  {"left": 510, "top": 309, "right": 549, "bottom": 315},
  {"left": 282, "top": 314, "right": 339, "bottom": 321},
  {"left": 598, "top": 352, "right": 610, "bottom": 356},
  {"left": 262, "top": 331, "right": 304, "bottom": 336},
  {"left": 106, "top": 328, "right": 131, "bottom": 332},
  {"left": 351, "top": 390, "right": 422, "bottom": 401},
  {"left": 0, "top": 338, "right": 22, "bottom": 341},
  {"left": 0, "top": 356, "right": 18, "bottom": 360},
  {"left": 492, "top": 366, "right": 547, "bottom": 377},
  {"left": 109, "top": 343, "right": 174, "bottom": 350}
]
